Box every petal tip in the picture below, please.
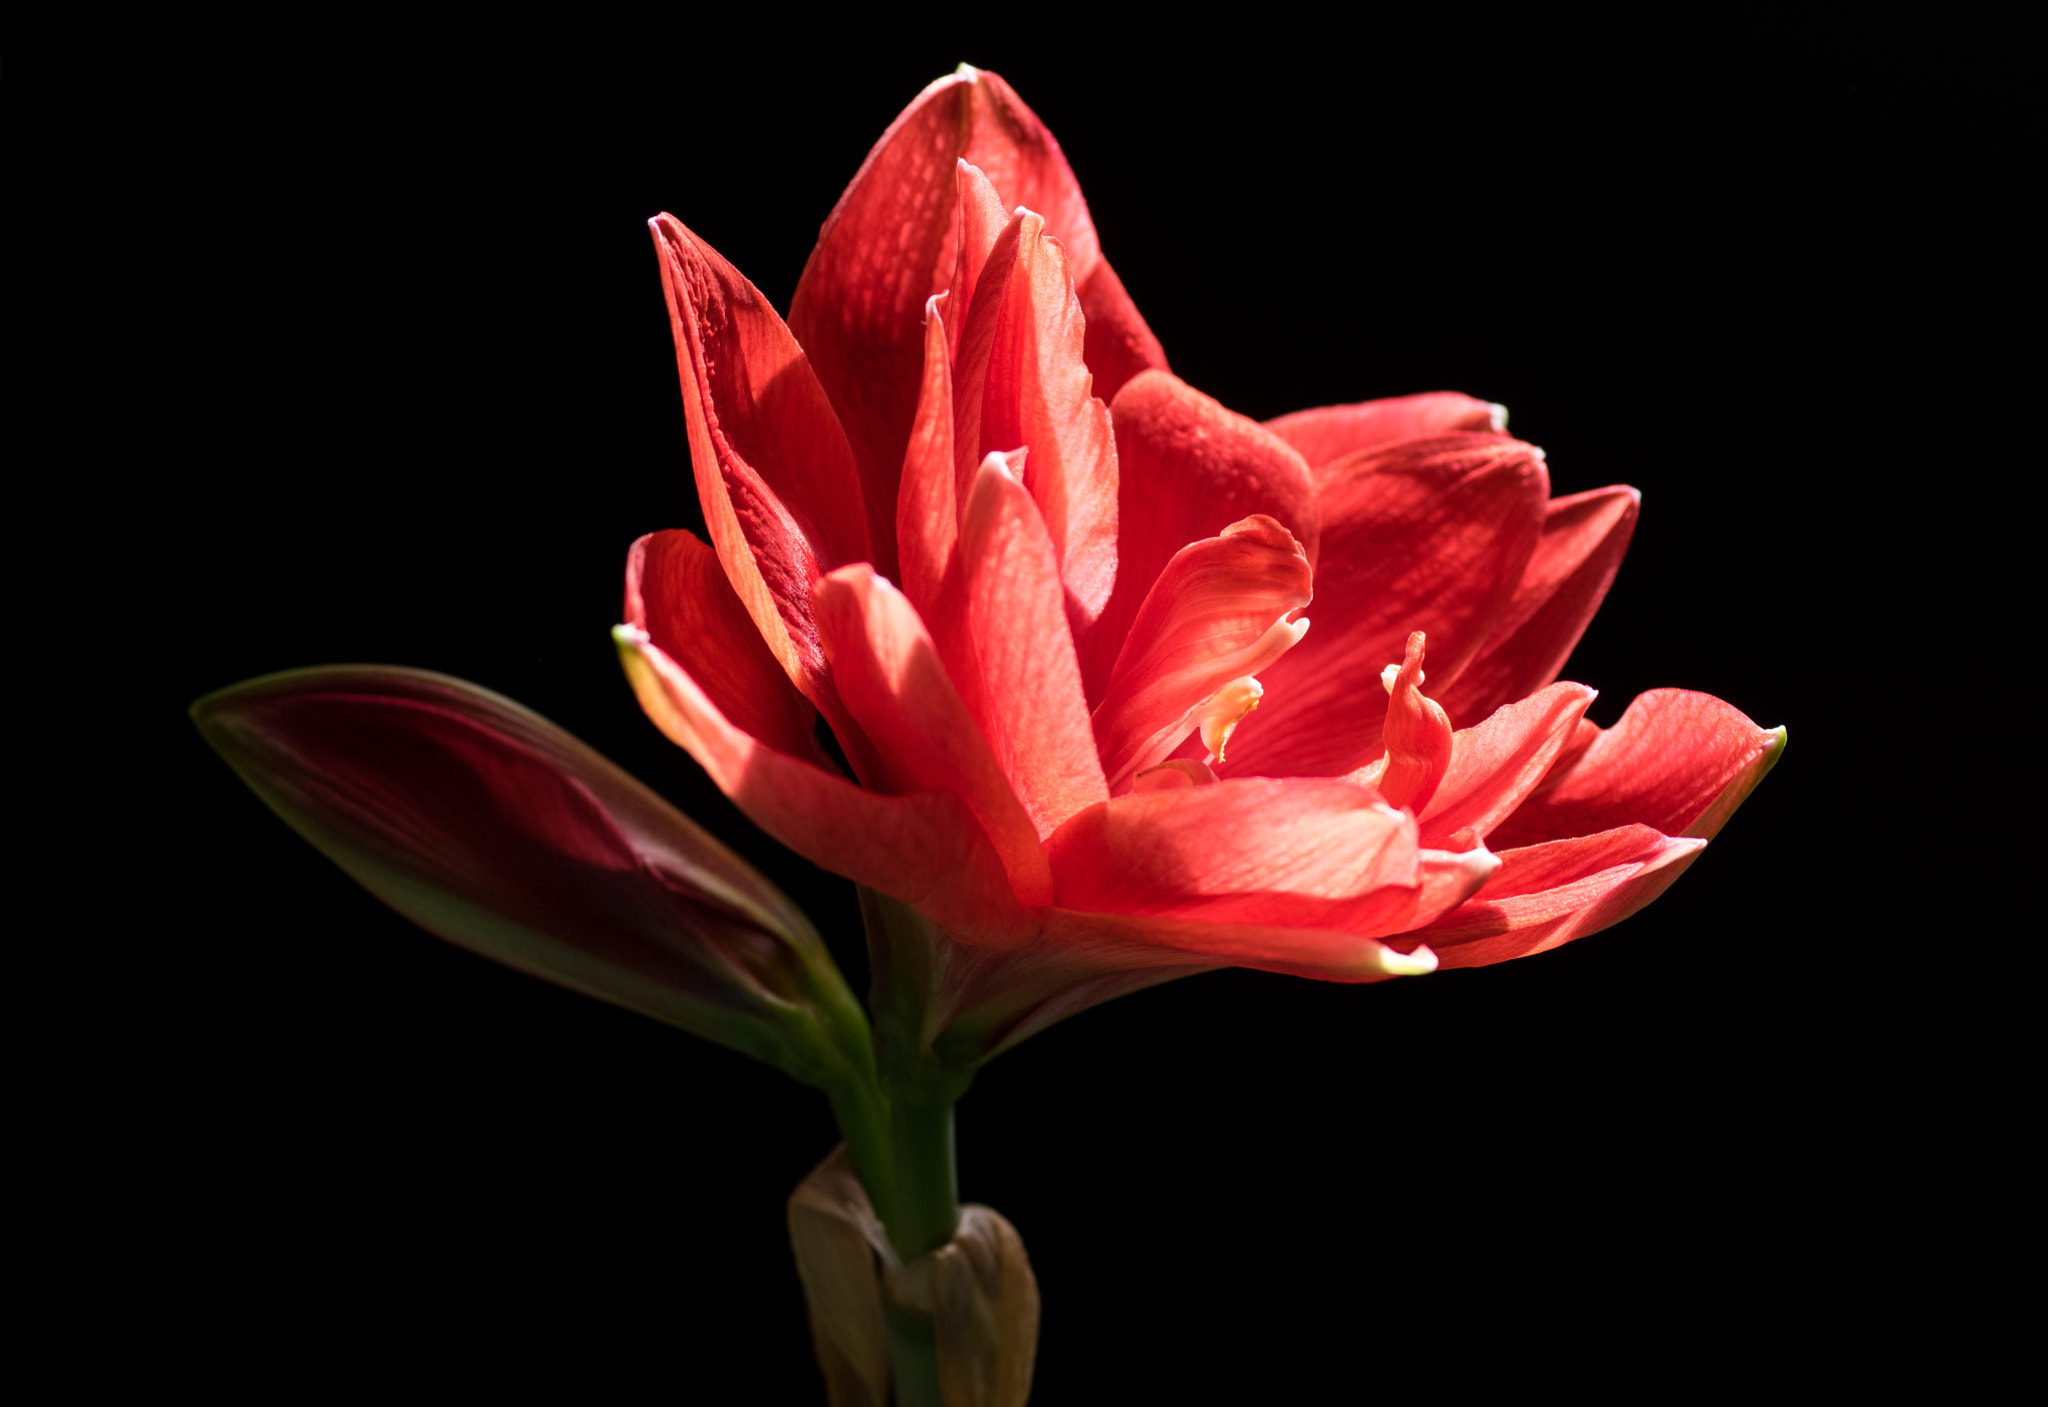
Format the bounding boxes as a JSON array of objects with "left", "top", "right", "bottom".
[
  {"left": 1382, "top": 943, "right": 1439, "bottom": 977},
  {"left": 1488, "top": 402, "right": 1509, "bottom": 433}
]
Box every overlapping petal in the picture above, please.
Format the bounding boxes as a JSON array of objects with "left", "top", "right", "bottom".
[
  {"left": 788, "top": 67, "right": 1163, "bottom": 574},
  {"left": 615, "top": 626, "right": 1033, "bottom": 945},
  {"left": 1264, "top": 391, "right": 1504, "bottom": 471},
  {"left": 1085, "top": 370, "right": 1319, "bottom": 699},
  {"left": 1487, "top": 689, "right": 1785, "bottom": 848},
  {"left": 952, "top": 209, "right": 1119, "bottom": 631},
  {"left": 648, "top": 214, "right": 871, "bottom": 716},
  {"left": 1221, "top": 433, "right": 1548, "bottom": 779},
  {"left": 1434, "top": 486, "right": 1639, "bottom": 728}
]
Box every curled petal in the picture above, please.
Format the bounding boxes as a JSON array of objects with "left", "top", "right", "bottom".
[
  {"left": 191, "top": 667, "right": 867, "bottom": 1084},
  {"left": 1091, "top": 515, "right": 1313, "bottom": 792},
  {"left": 812, "top": 567, "right": 1055, "bottom": 907},
  {"left": 1435, "top": 486, "right": 1640, "bottom": 729},
  {"left": 1352, "top": 631, "right": 1454, "bottom": 814},
  {"left": 1223, "top": 434, "right": 1547, "bottom": 779},
  {"left": 954, "top": 454, "right": 1110, "bottom": 838},
  {"left": 624, "top": 529, "right": 824, "bottom": 766},
  {"left": 1047, "top": 777, "right": 1435, "bottom": 932},
  {"left": 788, "top": 67, "right": 1121, "bottom": 559},
  {"left": 1263, "top": 392, "right": 1504, "bottom": 472},
  {"left": 1417, "top": 825, "right": 1708, "bottom": 968},
  {"left": 1088, "top": 371, "right": 1318, "bottom": 700},
  {"left": 648, "top": 214, "right": 872, "bottom": 703},
  {"left": 1488, "top": 690, "right": 1785, "bottom": 848},
  {"left": 615, "top": 626, "right": 1035, "bottom": 945},
  {"left": 1409, "top": 681, "right": 1597, "bottom": 851},
  {"left": 953, "top": 209, "right": 1119, "bottom": 632}
]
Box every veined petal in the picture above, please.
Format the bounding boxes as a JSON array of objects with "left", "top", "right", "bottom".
[
  {"left": 1409, "top": 681, "right": 1596, "bottom": 851},
  {"left": 1085, "top": 371, "right": 1319, "bottom": 701},
  {"left": 191, "top": 667, "right": 869, "bottom": 1084},
  {"left": 1091, "top": 516, "right": 1312, "bottom": 792},
  {"left": 1046, "top": 777, "right": 1428, "bottom": 931},
  {"left": 788, "top": 67, "right": 1148, "bottom": 563},
  {"left": 615, "top": 626, "right": 1034, "bottom": 945},
  {"left": 812, "top": 566, "right": 1055, "bottom": 907},
  {"left": 1076, "top": 258, "right": 1168, "bottom": 405},
  {"left": 1434, "top": 486, "right": 1640, "bottom": 729},
  {"left": 1220, "top": 433, "right": 1546, "bottom": 780},
  {"left": 896, "top": 295, "right": 959, "bottom": 624},
  {"left": 624, "top": 529, "right": 824, "bottom": 767},
  {"left": 945, "top": 161, "right": 1011, "bottom": 365},
  {"left": 1488, "top": 689, "right": 1785, "bottom": 848},
  {"left": 953, "top": 209, "right": 1119, "bottom": 632},
  {"left": 954, "top": 454, "right": 1110, "bottom": 838},
  {"left": 648, "top": 214, "right": 872, "bottom": 702},
  {"left": 1263, "top": 391, "right": 1504, "bottom": 471},
  {"left": 1416, "top": 824, "right": 1707, "bottom": 968}
]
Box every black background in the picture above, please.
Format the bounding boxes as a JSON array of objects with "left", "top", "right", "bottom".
[{"left": 22, "top": 13, "right": 2038, "bottom": 1397}]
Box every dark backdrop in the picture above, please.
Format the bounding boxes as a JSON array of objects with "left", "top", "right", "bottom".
[{"left": 31, "top": 13, "right": 2035, "bottom": 1398}]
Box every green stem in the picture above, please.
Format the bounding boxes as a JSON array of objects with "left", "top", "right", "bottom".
[
  {"left": 883, "top": 1299, "right": 945, "bottom": 1407},
  {"left": 888, "top": 1089, "right": 959, "bottom": 1261}
]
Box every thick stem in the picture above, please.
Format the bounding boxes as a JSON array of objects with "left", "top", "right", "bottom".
[
  {"left": 882, "top": 1299, "right": 945, "bottom": 1407},
  {"left": 889, "top": 1089, "right": 959, "bottom": 1261}
]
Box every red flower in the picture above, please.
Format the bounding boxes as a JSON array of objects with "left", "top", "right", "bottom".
[{"left": 614, "top": 66, "right": 1783, "bottom": 1062}]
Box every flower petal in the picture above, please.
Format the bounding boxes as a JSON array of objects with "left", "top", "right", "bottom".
[
  {"left": 615, "top": 627, "right": 1035, "bottom": 944},
  {"left": 191, "top": 666, "right": 869, "bottom": 1081},
  {"left": 1408, "top": 681, "right": 1597, "bottom": 851},
  {"left": 1090, "top": 515, "right": 1312, "bottom": 792},
  {"left": 953, "top": 209, "right": 1119, "bottom": 632},
  {"left": 648, "top": 214, "right": 873, "bottom": 700},
  {"left": 1047, "top": 777, "right": 1436, "bottom": 932},
  {"left": 1417, "top": 824, "right": 1707, "bottom": 968},
  {"left": 1355, "top": 631, "right": 1454, "bottom": 814},
  {"left": 624, "top": 529, "right": 825, "bottom": 767},
  {"left": 945, "top": 161, "right": 1011, "bottom": 364},
  {"left": 1263, "top": 392, "right": 1504, "bottom": 471},
  {"left": 1040, "top": 910, "right": 1439, "bottom": 985},
  {"left": 1487, "top": 690, "right": 1785, "bottom": 848},
  {"left": 788, "top": 67, "right": 1128, "bottom": 563},
  {"left": 812, "top": 566, "right": 1056, "bottom": 907},
  {"left": 1076, "top": 257, "right": 1168, "bottom": 405},
  {"left": 1434, "top": 486, "right": 1640, "bottom": 729},
  {"left": 953, "top": 454, "right": 1110, "bottom": 838},
  {"left": 896, "top": 294, "right": 959, "bottom": 624},
  {"left": 1085, "top": 370, "right": 1318, "bottom": 701},
  {"left": 1220, "top": 433, "right": 1548, "bottom": 779}
]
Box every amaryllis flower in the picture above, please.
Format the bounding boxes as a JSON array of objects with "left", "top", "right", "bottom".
[{"left": 612, "top": 64, "right": 1783, "bottom": 1069}]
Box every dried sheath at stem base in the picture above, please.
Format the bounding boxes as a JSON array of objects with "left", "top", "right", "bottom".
[{"left": 788, "top": 1146, "right": 1040, "bottom": 1407}]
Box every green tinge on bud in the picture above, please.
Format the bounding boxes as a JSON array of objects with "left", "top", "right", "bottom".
[{"left": 190, "top": 666, "right": 883, "bottom": 1122}]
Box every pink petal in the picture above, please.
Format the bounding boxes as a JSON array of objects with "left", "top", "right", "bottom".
[
  {"left": 1487, "top": 690, "right": 1785, "bottom": 848},
  {"left": 1263, "top": 392, "right": 1503, "bottom": 471},
  {"left": 1433, "top": 486, "right": 1640, "bottom": 729},
  {"left": 615, "top": 627, "right": 1035, "bottom": 945},
  {"left": 1091, "top": 515, "right": 1313, "bottom": 792},
  {"left": 1409, "top": 681, "right": 1596, "bottom": 851},
  {"left": 953, "top": 454, "right": 1110, "bottom": 838},
  {"left": 787, "top": 68, "right": 1105, "bottom": 566},
  {"left": 1220, "top": 434, "right": 1548, "bottom": 780},
  {"left": 1086, "top": 370, "right": 1318, "bottom": 701},
  {"left": 1040, "top": 909, "right": 1442, "bottom": 985},
  {"left": 945, "top": 161, "right": 1011, "bottom": 364},
  {"left": 1047, "top": 777, "right": 1430, "bottom": 931},
  {"left": 648, "top": 214, "right": 872, "bottom": 703},
  {"left": 895, "top": 295, "right": 959, "bottom": 624},
  {"left": 1417, "top": 825, "right": 1708, "bottom": 968},
  {"left": 1077, "top": 257, "right": 1168, "bottom": 405},
  {"left": 191, "top": 667, "right": 862, "bottom": 1060},
  {"left": 624, "top": 530, "right": 825, "bottom": 767},
  {"left": 952, "top": 209, "right": 1119, "bottom": 632}
]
